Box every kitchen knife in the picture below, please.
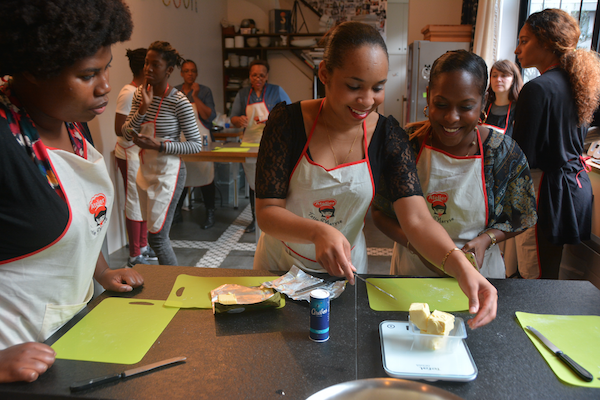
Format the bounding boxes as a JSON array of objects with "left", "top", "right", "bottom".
[
  {"left": 526, "top": 326, "right": 593, "bottom": 382},
  {"left": 70, "top": 356, "right": 187, "bottom": 392},
  {"left": 354, "top": 273, "right": 397, "bottom": 300}
]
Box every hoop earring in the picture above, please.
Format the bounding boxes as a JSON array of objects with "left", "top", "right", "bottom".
[
  {"left": 423, "top": 106, "right": 429, "bottom": 118},
  {"left": 479, "top": 110, "right": 488, "bottom": 124}
]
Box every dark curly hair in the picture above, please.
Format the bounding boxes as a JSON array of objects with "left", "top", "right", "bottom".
[
  {"left": 127, "top": 48, "right": 147, "bottom": 76},
  {"left": 148, "top": 41, "right": 185, "bottom": 69},
  {"left": 526, "top": 9, "right": 600, "bottom": 126},
  {"left": 0, "top": 0, "right": 133, "bottom": 79}
]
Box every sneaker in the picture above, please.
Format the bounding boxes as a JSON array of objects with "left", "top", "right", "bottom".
[
  {"left": 142, "top": 246, "right": 158, "bottom": 261},
  {"left": 127, "top": 254, "right": 148, "bottom": 268}
]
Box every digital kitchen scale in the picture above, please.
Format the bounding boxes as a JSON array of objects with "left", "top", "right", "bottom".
[{"left": 379, "top": 320, "right": 478, "bottom": 382}]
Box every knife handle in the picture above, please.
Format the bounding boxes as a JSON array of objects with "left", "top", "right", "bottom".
[
  {"left": 70, "top": 372, "right": 123, "bottom": 392},
  {"left": 556, "top": 351, "right": 594, "bottom": 382}
]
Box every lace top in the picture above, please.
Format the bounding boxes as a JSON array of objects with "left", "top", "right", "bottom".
[{"left": 255, "top": 102, "right": 422, "bottom": 201}]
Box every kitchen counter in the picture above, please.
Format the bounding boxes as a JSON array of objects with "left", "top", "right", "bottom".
[{"left": 1, "top": 266, "right": 598, "bottom": 399}]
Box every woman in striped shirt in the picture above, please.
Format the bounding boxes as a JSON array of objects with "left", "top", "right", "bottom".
[{"left": 123, "top": 41, "right": 202, "bottom": 266}]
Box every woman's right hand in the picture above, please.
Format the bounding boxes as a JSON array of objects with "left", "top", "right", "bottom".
[
  {"left": 0, "top": 343, "right": 56, "bottom": 383},
  {"left": 313, "top": 224, "right": 356, "bottom": 284},
  {"left": 139, "top": 80, "right": 153, "bottom": 115}
]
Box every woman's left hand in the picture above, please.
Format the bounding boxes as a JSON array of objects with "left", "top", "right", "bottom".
[
  {"left": 132, "top": 134, "right": 161, "bottom": 151},
  {"left": 96, "top": 268, "right": 144, "bottom": 292},
  {"left": 461, "top": 235, "right": 489, "bottom": 270}
]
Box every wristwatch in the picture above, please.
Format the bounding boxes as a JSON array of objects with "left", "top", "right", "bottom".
[{"left": 485, "top": 230, "right": 497, "bottom": 250}]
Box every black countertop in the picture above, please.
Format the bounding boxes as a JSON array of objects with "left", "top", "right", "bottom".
[{"left": 1, "top": 266, "right": 599, "bottom": 399}]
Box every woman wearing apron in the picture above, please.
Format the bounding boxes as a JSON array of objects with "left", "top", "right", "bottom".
[
  {"left": 175, "top": 59, "right": 218, "bottom": 230},
  {"left": 230, "top": 60, "right": 291, "bottom": 233},
  {"left": 513, "top": 9, "right": 600, "bottom": 279},
  {"left": 0, "top": 0, "right": 143, "bottom": 383},
  {"left": 122, "top": 41, "right": 202, "bottom": 266},
  {"left": 114, "top": 48, "right": 157, "bottom": 267},
  {"left": 372, "top": 51, "right": 537, "bottom": 279},
  {"left": 254, "top": 22, "right": 498, "bottom": 330},
  {"left": 480, "top": 60, "right": 522, "bottom": 137}
]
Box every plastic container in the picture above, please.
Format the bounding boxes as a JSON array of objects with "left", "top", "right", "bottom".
[{"left": 408, "top": 316, "right": 466, "bottom": 352}]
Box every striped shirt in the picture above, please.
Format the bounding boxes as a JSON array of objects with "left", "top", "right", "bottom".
[{"left": 122, "top": 86, "right": 202, "bottom": 155}]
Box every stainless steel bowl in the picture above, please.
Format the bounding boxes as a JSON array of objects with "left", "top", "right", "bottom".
[{"left": 306, "top": 378, "right": 464, "bottom": 400}]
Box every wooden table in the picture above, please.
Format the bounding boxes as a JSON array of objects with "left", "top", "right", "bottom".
[
  {"left": 2, "top": 267, "right": 599, "bottom": 399},
  {"left": 212, "top": 128, "right": 243, "bottom": 142},
  {"left": 181, "top": 142, "right": 258, "bottom": 209}
]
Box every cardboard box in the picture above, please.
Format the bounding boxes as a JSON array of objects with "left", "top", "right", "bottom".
[
  {"left": 269, "top": 9, "right": 292, "bottom": 33},
  {"left": 421, "top": 25, "right": 473, "bottom": 42}
]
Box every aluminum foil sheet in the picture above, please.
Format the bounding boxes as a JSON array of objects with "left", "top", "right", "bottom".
[{"left": 261, "top": 266, "right": 346, "bottom": 302}]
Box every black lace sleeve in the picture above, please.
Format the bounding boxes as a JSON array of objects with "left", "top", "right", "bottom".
[
  {"left": 256, "top": 102, "right": 305, "bottom": 199},
  {"left": 377, "top": 116, "right": 422, "bottom": 201}
]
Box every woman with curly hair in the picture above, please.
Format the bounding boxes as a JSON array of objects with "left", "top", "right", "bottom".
[
  {"left": 513, "top": 8, "right": 600, "bottom": 279},
  {"left": 0, "top": 0, "right": 143, "bottom": 383},
  {"left": 481, "top": 59, "right": 523, "bottom": 137},
  {"left": 122, "top": 41, "right": 202, "bottom": 266},
  {"left": 372, "top": 51, "right": 536, "bottom": 279}
]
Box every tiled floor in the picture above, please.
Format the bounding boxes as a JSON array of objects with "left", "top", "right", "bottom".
[{"left": 108, "top": 189, "right": 394, "bottom": 275}]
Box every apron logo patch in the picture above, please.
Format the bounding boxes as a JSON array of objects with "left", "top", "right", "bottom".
[
  {"left": 426, "top": 192, "right": 448, "bottom": 218},
  {"left": 89, "top": 193, "right": 108, "bottom": 228},
  {"left": 309, "top": 199, "right": 342, "bottom": 226}
]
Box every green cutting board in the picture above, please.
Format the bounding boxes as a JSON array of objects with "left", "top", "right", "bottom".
[
  {"left": 366, "top": 278, "right": 469, "bottom": 312},
  {"left": 516, "top": 311, "right": 600, "bottom": 387},
  {"left": 164, "top": 274, "right": 283, "bottom": 309},
  {"left": 52, "top": 298, "right": 179, "bottom": 364}
]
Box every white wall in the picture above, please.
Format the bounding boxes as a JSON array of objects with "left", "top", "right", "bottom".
[
  {"left": 407, "top": 0, "right": 463, "bottom": 46},
  {"left": 91, "top": 0, "right": 227, "bottom": 256}
]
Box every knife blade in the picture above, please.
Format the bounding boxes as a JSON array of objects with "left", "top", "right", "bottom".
[
  {"left": 70, "top": 356, "right": 187, "bottom": 392},
  {"left": 296, "top": 276, "right": 346, "bottom": 295},
  {"left": 354, "top": 273, "right": 397, "bottom": 300},
  {"left": 526, "top": 326, "right": 593, "bottom": 382}
]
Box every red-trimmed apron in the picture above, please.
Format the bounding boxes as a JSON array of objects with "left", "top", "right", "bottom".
[
  {"left": 0, "top": 141, "right": 113, "bottom": 348},
  {"left": 480, "top": 102, "right": 511, "bottom": 134},
  {"left": 254, "top": 100, "right": 374, "bottom": 274},
  {"left": 391, "top": 129, "right": 505, "bottom": 278},
  {"left": 137, "top": 85, "right": 181, "bottom": 233},
  {"left": 242, "top": 86, "right": 269, "bottom": 190}
]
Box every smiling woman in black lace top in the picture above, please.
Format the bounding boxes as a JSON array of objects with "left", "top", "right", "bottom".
[{"left": 253, "top": 22, "right": 497, "bottom": 330}]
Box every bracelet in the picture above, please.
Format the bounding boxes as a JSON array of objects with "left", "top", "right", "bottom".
[
  {"left": 440, "top": 247, "right": 461, "bottom": 273},
  {"left": 159, "top": 142, "right": 165, "bottom": 153},
  {"left": 485, "top": 230, "right": 497, "bottom": 250}
]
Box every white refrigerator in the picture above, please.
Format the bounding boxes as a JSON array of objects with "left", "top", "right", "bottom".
[{"left": 406, "top": 40, "right": 471, "bottom": 125}]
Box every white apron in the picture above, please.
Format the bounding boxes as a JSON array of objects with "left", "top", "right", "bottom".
[
  {"left": 0, "top": 141, "right": 113, "bottom": 348},
  {"left": 254, "top": 100, "right": 374, "bottom": 274},
  {"left": 137, "top": 85, "right": 182, "bottom": 233},
  {"left": 480, "top": 102, "right": 511, "bottom": 135},
  {"left": 183, "top": 104, "right": 214, "bottom": 187},
  {"left": 242, "top": 87, "right": 269, "bottom": 190},
  {"left": 116, "top": 140, "right": 143, "bottom": 221},
  {"left": 391, "top": 129, "right": 505, "bottom": 279}
]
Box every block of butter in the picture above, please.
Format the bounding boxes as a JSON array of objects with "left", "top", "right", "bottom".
[
  {"left": 426, "top": 310, "right": 455, "bottom": 335},
  {"left": 409, "top": 302, "right": 430, "bottom": 331},
  {"left": 218, "top": 293, "right": 237, "bottom": 305}
]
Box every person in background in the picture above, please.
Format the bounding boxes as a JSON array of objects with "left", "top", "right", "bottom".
[
  {"left": 230, "top": 59, "right": 291, "bottom": 233},
  {"left": 114, "top": 48, "right": 158, "bottom": 267},
  {"left": 372, "top": 50, "right": 536, "bottom": 279},
  {"left": 481, "top": 59, "right": 523, "bottom": 137},
  {"left": 0, "top": 0, "right": 143, "bottom": 383},
  {"left": 122, "top": 41, "right": 202, "bottom": 266},
  {"left": 513, "top": 9, "right": 600, "bottom": 279},
  {"left": 253, "top": 22, "right": 497, "bottom": 329},
  {"left": 174, "top": 59, "right": 218, "bottom": 229}
]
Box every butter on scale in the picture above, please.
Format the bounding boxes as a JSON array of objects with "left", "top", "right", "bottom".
[{"left": 409, "top": 303, "right": 455, "bottom": 335}]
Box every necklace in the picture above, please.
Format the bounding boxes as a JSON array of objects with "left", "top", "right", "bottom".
[
  {"left": 431, "top": 128, "right": 477, "bottom": 156},
  {"left": 325, "top": 121, "right": 362, "bottom": 166}
]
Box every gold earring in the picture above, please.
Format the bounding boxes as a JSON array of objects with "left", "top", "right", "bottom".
[
  {"left": 423, "top": 106, "right": 429, "bottom": 118},
  {"left": 479, "top": 110, "right": 488, "bottom": 124}
]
